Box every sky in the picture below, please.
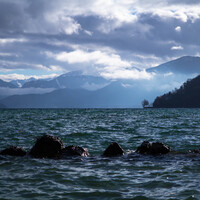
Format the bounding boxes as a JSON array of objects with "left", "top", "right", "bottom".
[{"left": 0, "top": 0, "right": 200, "bottom": 81}]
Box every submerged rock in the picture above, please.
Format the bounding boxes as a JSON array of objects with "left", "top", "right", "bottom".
[
  {"left": 103, "top": 142, "right": 124, "bottom": 157},
  {"left": 61, "top": 145, "right": 90, "bottom": 157},
  {"left": 136, "top": 141, "right": 170, "bottom": 155},
  {"left": 0, "top": 146, "right": 26, "bottom": 157},
  {"left": 29, "top": 135, "right": 65, "bottom": 158}
]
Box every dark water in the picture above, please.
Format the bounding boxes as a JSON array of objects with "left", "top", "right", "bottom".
[{"left": 0, "top": 109, "right": 200, "bottom": 200}]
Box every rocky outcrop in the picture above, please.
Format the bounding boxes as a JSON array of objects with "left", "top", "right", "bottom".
[
  {"left": 29, "top": 135, "right": 65, "bottom": 158},
  {"left": 103, "top": 142, "right": 124, "bottom": 157},
  {"left": 0, "top": 146, "right": 26, "bottom": 156},
  {"left": 136, "top": 141, "right": 151, "bottom": 154},
  {"left": 136, "top": 141, "right": 170, "bottom": 155},
  {"left": 61, "top": 145, "right": 90, "bottom": 157},
  {"left": 188, "top": 149, "right": 200, "bottom": 154}
]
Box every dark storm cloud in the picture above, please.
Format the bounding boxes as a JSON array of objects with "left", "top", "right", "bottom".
[{"left": 0, "top": 1, "right": 25, "bottom": 32}]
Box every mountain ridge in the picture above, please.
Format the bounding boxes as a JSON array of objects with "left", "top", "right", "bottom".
[
  {"left": 153, "top": 75, "right": 200, "bottom": 108},
  {"left": 147, "top": 56, "right": 200, "bottom": 74},
  {"left": 0, "top": 81, "right": 134, "bottom": 108}
]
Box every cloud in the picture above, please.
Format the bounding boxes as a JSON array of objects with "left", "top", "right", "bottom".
[
  {"left": 0, "top": 59, "right": 63, "bottom": 72},
  {"left": 100, "top": 69, "right": 154, "bottom": 80},
  {"left": 171, "top": 45, "right": 184, "bottom": 50},
  {"left": 0, "top": 38, "right": 27, "bottom": 45},
  {"left": 0, "top": 0, "right": 200, "bottom": 80},
  {"left": 45, "top": 50, "right": 131, "bottom": 68},
  {"left": 175, "top": 26, "right": 181, "bottom": 32},
  {"left": 0, "top": 73, "right": 59, "bottom": 81},
  {"left": 45, "top": 49, "right": 154, "bottom": 80}
]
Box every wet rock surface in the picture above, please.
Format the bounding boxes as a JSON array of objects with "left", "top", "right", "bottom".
[
  {"left": 61, "top": 145, "right": 90, "bottom": 157},
  {"left": 29, "top": 135, "right": 65, "bottom": 158},
  {"left": 103, "top": 142, "right": 124, "bottom": 157},
  {"left": 136, "top": 141, "right": 151, "bottom": 154},
  {"left": 0, "top": 146, "right": 26, "bottom": 157},
  {"left": 136, "top": 141, "right": 170, "bottom": 155},
  {"left": 188, "top": 149, "right": 200, "bottom": 154}
]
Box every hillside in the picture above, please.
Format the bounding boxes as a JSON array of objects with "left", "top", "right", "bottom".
[
  {"left": 0, "top": 82, "right": 137, "bottom": 108},
  {"left": 147, "top": 56, "right": 200, "bottom": 74},
  {"left": 153, "top": 75, "right": 200, "bottom": 108},
  {"left": 0, "top": 79, "right": 17, "bottom": 88},
  {"left": 0, "top": 103, "right": 6, "bottom": 108},
  {"left": 22, "top": 71, "right": 109, "bottom": 90}
]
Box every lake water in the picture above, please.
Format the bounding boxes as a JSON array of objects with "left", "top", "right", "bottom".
[{"left": 0, "top": 108, "right": 200, "bottom": 200}]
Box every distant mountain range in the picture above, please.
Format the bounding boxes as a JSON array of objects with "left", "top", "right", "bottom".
[
  {"left": 0, "top": 82, "right": 137, "bottom": 108},
  {"left": 153, "top": 75, "right": 200, "bottom": 108},
  {"left": 1, "top": 56, "right": 200, "bottom": 108},
  {"left": 147, "top": 56, "right": 200, "bottom": 74},
  {"left": 0, "top": 79, "right": 17, "bottom": 88},
  {"left": 10, "top": 77, "right": 36, "bottom": 87},
  {"left": 22, "top": 71, "right": 109, "bottom": 90},
  {"left": 0, "top": 103, "right": 6, "bottom": 108}
]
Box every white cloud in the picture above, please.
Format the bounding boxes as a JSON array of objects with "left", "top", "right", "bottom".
[
  {"left": 175, "top": 26, "right": 181, "bottom": 32},
  {"left": 0, "top": 73, "right": 59, "bottom": 81},
  {"left": 45, "top": 49, "right": 154, "bottom": 80},
  {"left": 46, "top": 50, "right": 131, "bottom": 68},
  {"left": 84, "top": 30, "right": 93, "bottom": 36},
  {"left": 0, "top": 38, "right": 27, "bottom": 45},
  {"left": 171, "top": 45, "right": 184, "bottom": 50},
  {"left": 0, "top": 60, "right": 62, "bottom": 72},
  {"left": 0, "top": 52, "right": 18, "bottom": 57},
  {"left": 100, "top": 69, "right": 154, "bottom": 80},
  {"left": 45, "top": 15, "right": 81, "bottom": 35}
]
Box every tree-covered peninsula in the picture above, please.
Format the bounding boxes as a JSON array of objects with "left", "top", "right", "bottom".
[{"left": 153, "top": 75, "right": 200, "bottom": 108}]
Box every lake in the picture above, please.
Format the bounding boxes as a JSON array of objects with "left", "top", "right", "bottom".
[{"left": 0, "top": 108, "right": 200, "bottom": 200}]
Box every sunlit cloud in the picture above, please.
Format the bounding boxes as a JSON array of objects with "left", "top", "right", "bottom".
[
  {"left": 100, "top": 69, "right": 154, "bottom": 80},
  {"left": 175, "top": 26, "right": 181, "bottom": 32},
  {"left": 0, "top": 0, "right": 200, "bottom": 81},
  {"left": 45, "top": 50, "right": 131, "bottom": 68},
  {"left": 0, "top": 38, "right": 27, "bottom": 45},
  {"left": 0, "top": 73, "right": 59, "bottom": 82},
  {"left": 171, "top": 45, "right": 184, "bottom": 50}
]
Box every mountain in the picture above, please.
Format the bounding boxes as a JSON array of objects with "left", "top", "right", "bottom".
[
  {"left": 0, "top": 79, "right": 17, "bottom": 88},
  {"left": 10, "top": 77, "right": 36, "bottom": 87},
  {"left": 147, "top": 56, "right": 200, "bottom": 74},
  {"left": 0, "top": 81, "right": 143, "bottom": 108},
  {"left": 0, "top": 103, "right": 6, "bottom": 108},
  {"left": 22, "top": 71, "right": 109, "bottom": 90},
  {"left": 153, "top": 75, "right": 200, "bottom": 108}
]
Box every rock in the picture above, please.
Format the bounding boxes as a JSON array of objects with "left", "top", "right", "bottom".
[
  {"left": 136, "top": 141, "right": 151, "bottom": 154},
  {"left": 103, "top": 142, "right": 124, "bottom": 157},
  {"left": 188, "top": 149, "right": 200, "bottom": 154},
  {"left": 0, "top": 146, "right": 26, "bottom": 157},
  {"left": 151, "top": 142, "right": 170, "bottom": 155},
  {"left": 61, "top": 145, "right": 90, "bottom": 157},
  {"left": 29, "top": 135, "right": 65, "bottom": 158},
  {"left": 136, "top": 141, "right": 170, "bottom": 155}
]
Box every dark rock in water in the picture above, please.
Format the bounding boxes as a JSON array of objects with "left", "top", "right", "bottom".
[
  {"left": 188, "top": 149, "right": 200, "bottom": 154},
  {"left": 103, "top": 142, "right": 124, "bottom": 157},
  {"left": 136, "top": 141, "right": 151, "bottom": 154},
  {"left": 61, "top": 145, "right": 89, "bottom": 157},
  {"left": 29, "top": 135, "right": 65, "bottom": 158},
  {"left": 151, "top": 142, "right": 170, "bottom": 155},
  {"left": 136, "top": 141, "right": 170, "bottom": 155},
  {"left": 0, "top": 146, "right": 26, "bottom": 157}
]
